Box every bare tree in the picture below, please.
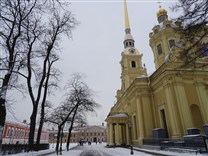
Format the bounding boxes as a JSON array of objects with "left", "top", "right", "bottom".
[
  {"left": 46, "top": 73, "right": 100, "bottom": 155},
  {"left": 172, "top": 0, "right": 207, "bottom": 28},
  {"left": 171, "top": 0, "right": 208, "bottom": 67},
  {"left": 0, "top": 0, "right": 40, "bottom": 153},
  {"left": 0, "top": 0, "right": 77, "bottom": 152},
  {"left": 23, "top": 8, "right": 75, "bottom": 150},
  {"left": 45, "top": 105, "right": 72, "bottom": 155}
]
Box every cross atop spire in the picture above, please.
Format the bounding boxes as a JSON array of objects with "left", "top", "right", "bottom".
[{"left": 158, "top": 0, "right": 162, "bottom": 9}]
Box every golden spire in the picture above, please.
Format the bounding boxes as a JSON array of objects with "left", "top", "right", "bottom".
[{"left": 124, "top": 0, "right": 130, "bottom": 29}]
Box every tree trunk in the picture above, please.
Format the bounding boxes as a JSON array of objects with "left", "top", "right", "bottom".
[
  {"left": 0, "top": 73, "right": 11, "bottom": 155},
  {"left": 66, "top": 108, "right": 78, "bottom": 151},
  {"left": 56, "top": 126, "right": 61, "bottom": 155},
  {"left": 0, "top": 98, "right": 6, "bottom": 156},
  {"left": 66, "top": 121, "right": 73, "bottom": 151},
  {"left": 36, "top": 113, "right": 44, "bottom": 146},
  {"left": 36, "top": 97, "right": 46, "bottom": 145},
  {"left": 60, "top": 127, "right": 63, "bottom": 155},
  {"left": 36, "top": 61, "right": 51, "bottom": 145},
  {"left": 28, "top": 105, "right": 38, "bottom": 151}
]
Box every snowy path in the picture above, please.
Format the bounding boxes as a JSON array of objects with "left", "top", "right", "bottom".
[
  {"left": 49, "top": 143, "right": 154, "bottom": 156},
  {"left": 3, "top": 143, "right": 208, "bottom": 156}
]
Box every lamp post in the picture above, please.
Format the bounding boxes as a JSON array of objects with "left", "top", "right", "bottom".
[{"left": 129, "top": 122, "right": 134, "bottom": 155}]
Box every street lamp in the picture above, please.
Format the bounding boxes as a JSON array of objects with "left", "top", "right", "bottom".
[{"left": 129, "top": 122, "right": 134, "bottom": 155}]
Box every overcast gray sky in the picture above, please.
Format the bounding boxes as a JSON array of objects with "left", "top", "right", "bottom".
[{"left": 7, "top": 0, "right": 177, "bottom": 126}]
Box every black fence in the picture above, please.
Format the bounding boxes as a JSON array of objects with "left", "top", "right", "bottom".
[
  {"left": 2, "top": 143, "right": 49, "bottom": 155},
  {"left": 143, "top": 136, "right": 208, "bottom": 153}
]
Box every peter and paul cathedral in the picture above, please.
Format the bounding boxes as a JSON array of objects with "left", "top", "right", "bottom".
[{"left": 105, "top": 0, "right": 208, "bottom": 146}]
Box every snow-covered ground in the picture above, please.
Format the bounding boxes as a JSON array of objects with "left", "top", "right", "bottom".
[{"left": 3, "top": 143, "right": 208, "bottom": 156}]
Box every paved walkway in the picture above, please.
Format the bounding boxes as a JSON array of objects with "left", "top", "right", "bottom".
[
  {"left": 63, "top": 143, "right": 156, "bottom": 156},
  {"left": 71, "top": 143, "right": 111, "bottom": 156}
]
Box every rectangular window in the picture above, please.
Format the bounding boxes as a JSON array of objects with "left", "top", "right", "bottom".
[
  {"left": 131, "top": 61, "right": 136, "bottom": 68},
  {"left": 7, "top": 128, "right": 10, "bottom": 137},
  {"left": 169, "top": 40, "right": 175, "bottom": 48},
  {"left": 157, "top": 44, "right": 163, "bottom": 55},
  {"left": 10, "top": 129, "right": 12, "bottom": 137}
]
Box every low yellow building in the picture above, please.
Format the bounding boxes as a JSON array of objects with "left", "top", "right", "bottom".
[
  {"left": 48, "top": 125, "right": 107, "bottom": 144},
  {"left": 105, "top": 0, "right": 208, "bottom": 146}
]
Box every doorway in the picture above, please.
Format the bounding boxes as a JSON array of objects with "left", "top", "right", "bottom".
[{"left": 160, "top": 109, "right": 168, "bottom": 138}]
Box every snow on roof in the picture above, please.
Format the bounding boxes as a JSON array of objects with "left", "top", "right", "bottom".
[
  {"left": 187, "top": 128, "right": 199, "bottom": 130},
  {"left": 109, "top": 113, "right": 128, "bottom": 118},
  {"left": 183, "top": 134, "right": 206, "bottom": 137},
  {"left": 5, "top": 120, "right": 29, "bottom": 127},
  {"left": 137, "top": 75, "right": 148, "bottom": 78}
]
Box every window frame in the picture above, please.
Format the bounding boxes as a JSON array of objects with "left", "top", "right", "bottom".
[{"left": 157, "top": 43, "right": 163, "bottom": 55}]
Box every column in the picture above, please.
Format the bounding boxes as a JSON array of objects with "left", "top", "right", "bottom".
[
  {"left": 195, "top": 82, "right": 208, "bottom": 122},
  {"left": 121, "top": 124, "right": 126, "bottom": 144},
  {"left": 174, "top": 81, "right": 192, "bottom": 133},
  {"left": 115, "top": 123, "right": 119, "bottom": 145},
  {"left": 107, "top": 124, "right": 110, "bottom": 145},
  {"left": 126, "top": 123, "right": 130, "bottom": 145},
  {"left": 136, "top": 96, "right": 144, "bottom": 143},
  {"left": 164, "top": 82, "right": 180, "bottom": 137},
  {"left": 109, "top": 123, "right": 114, "bottom": 146}
]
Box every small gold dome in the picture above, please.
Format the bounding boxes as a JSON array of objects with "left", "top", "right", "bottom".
[{"left": 157, "top": 8, "right": 167, "bottom": 17}]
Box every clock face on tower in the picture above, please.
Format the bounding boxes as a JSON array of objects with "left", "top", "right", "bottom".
[{"left": 129, "top": 48, "right": 135, "bottom": 54}]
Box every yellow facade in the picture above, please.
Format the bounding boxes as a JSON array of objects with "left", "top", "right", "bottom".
[
  {"left": 105, "top": 1, "right": 208, "bottom": 146},
  {"left": 48, "top": 125, "right": 107, "bottom": 144}
]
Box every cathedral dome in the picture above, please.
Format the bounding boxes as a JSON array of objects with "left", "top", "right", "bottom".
[{"left": 156, "top": 8, "right": 167, "bottom": 18}]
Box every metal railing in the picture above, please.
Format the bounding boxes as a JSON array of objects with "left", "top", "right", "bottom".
[{"left": 1, "top": 143, "right": 49, "bottom": 155}]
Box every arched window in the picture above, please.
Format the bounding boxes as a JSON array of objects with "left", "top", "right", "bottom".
[
  {"left": 131, "top": 61, "right": 136, "bottom": 68},
  {"left": 169, "top": 39, "right": 175, "bottom": 48},
  {"left": 157, "top": 44, "right": 163, "bottom": 55}
]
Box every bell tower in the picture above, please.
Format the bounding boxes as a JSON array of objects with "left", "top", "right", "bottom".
[
  {"left": 149, "top": 3, "right": 181, "bottom": 69},
  {"left": 118, "top": 0, "right": 147, "bottom": 96}
]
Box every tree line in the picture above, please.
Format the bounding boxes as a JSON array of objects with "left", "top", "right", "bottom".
[
  {"left": 171, "top": 0, "right": 208, "bottom": 67},
  {"left": 0, "top": 0, "right": 100, "bottom": 155}
]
